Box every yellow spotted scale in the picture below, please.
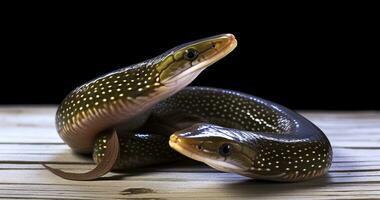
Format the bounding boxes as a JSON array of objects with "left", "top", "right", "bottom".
[{"left": 43, "top": 34, "right": 332, "bottom": 182}]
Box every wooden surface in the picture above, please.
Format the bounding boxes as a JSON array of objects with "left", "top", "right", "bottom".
[{"left": 1, "top": 106, "right": 380, "bottom": 200}]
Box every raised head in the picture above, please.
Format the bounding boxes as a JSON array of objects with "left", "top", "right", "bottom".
[{"left": 156, "top": 33, "right": 237, "bottom": 89}]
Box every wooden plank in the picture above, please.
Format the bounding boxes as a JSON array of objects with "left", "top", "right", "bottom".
[{"left": 0, "top": 106, "right": 380, "bottom": 199}]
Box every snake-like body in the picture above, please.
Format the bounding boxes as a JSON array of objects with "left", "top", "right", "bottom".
[{"left": 44, "top": 34, "right": 332, "bottom": 182}]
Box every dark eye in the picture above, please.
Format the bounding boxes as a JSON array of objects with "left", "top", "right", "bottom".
[
  {"left": 184, "top": 48, "right": 199, "bottom": 61},
  {"left": 218, "top": 143, "right": 232, "bottom": 156},
  {"left": 196, "top": 144, "right": 203, "bottom": 151}
]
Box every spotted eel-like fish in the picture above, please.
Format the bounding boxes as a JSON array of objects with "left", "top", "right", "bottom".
[{"left": 43, "top": 34, "right": 332, "bottom": 182}]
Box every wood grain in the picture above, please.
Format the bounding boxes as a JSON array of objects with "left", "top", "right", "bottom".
[{"left": 0, "top": 106, "right": 379, "bottom": 199}]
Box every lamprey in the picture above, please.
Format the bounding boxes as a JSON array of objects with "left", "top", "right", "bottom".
[{"left": 44, "top": 34, "right": 332, "bottom": 182}]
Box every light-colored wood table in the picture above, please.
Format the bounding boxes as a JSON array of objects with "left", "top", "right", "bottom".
[{"left": 1, "top": 106, "right": 379, "bottom": 199}]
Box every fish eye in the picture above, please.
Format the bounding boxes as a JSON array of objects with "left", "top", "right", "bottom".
[
  {"left": 184, "top": 48, "right": 199, "bottom": 61},
  {"left": 196, "top": 144, "right": 203, "bottom": 151},
  {"left": 218, "top": 143, "right": 232, "bottom": 156}
]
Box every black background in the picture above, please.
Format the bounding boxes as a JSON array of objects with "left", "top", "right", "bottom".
[{"left": 1, "top": 4, "right": 378, "bottom": 110}]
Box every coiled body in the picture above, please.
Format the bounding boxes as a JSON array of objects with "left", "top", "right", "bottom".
[
  {"left": 162, "top": 87, "right": 332, "bottom": 181},
  {"left": 46, "top": 34, "right": 332, "bottom": 182}
]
